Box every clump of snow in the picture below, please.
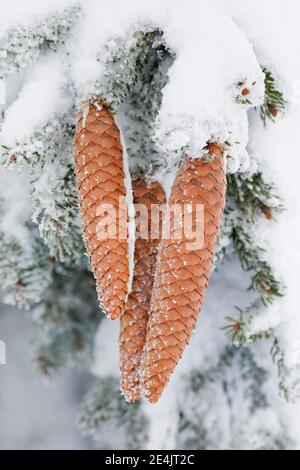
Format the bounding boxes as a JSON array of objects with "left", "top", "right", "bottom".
[
  {"left": 0, "top": 55, "right": 70, "bottom": 148},
  {"left": 225, "top": 0, "right": 300, "bottom": 103},
  {"left": 0, "top": 0, "right": 81, "bottom": 80},
  {"left": 0, "top": 0, "right": 77, "bottom": 30},
  {"left": 71, "top": 0, "right": 264, "bottom": 174},
  {"left": 117, "top": 121, "right": 135, "bottom": 296},
  {"left": 154, "top": 9, "right": 264, "bottom": 171}
]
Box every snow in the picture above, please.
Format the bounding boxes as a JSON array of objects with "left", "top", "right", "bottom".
[
  {"left": 0, "top": 0, "right": 294, "bottom": 174},
  {"left": 0, "top": 55, "right": 70, "bottom": 147},
  {"left": 117, "top": 121, "right": 135, "bottom": 296},
  {"left": 143, "top": 392, "right": 179, "bottom": 450},
  {"left": 154, "top": 8, "right": 264, "bottom": 169},
  {"left": 247, "top": 106, "right": 300, "bottom": 399},
  {"left": 223, "top": 0, "right": 300, "bottom": 397},
  {"left": 0, "top": 0, "right": 77, "bottom": 30},
  {"left": 224, "top": 0, "right": 299, "bottom": 100},
  {"left": 0, "top": 0, "right": 272, "bottom": 171},
  {"left": 71, "top": 0, "right": 264, "bottom": 175}
]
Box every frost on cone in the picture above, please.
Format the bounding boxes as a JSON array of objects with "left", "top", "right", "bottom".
[
  {"left": 141, "top": 144, "right": 226, "bottom": 403},
  {"left": 120, "top": 177, "right": 166, "bottom": 403},
  {"left": 74, "top": 102, "right": 129, "bottom": 320}
]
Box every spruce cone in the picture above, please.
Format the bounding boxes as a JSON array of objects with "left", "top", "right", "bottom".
[
  {"left": 74, "top": 102, "right": 129, "bottom": 320},
  {"left": 141, "top": 144, "right": 226, "bottom": 403},
  {"left": 120, "top": 177, "right": 166, "bottom": 403}
]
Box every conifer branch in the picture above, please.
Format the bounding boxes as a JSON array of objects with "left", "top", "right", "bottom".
[
  {"left": 260, "top": 68, "right": 286, "bottom": 125},
  {"left": 0, "top": 3, "right": 81, "bottom": 80},
  {"left": 222, "top": 172, "right": 284, "bottom": 347},
  {"left": 227, "top": 172, "right": 281, "bottom": 221}
]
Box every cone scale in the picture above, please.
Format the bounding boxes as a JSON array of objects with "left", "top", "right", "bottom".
[
  {"left": 120, "top": 177, "right": 166, "bottom": 403},
  {"left": 141, "top": 145, "right": 226, "bottom": 403},
  {"left": 74, "top": 102, "right": 129, "bottom": 320}
]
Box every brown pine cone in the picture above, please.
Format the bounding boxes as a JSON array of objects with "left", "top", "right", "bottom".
[
  {"left": 74, "top": 102, "right": 129, "bottom": 320},
  {"left": 141, "top": 144, "right": 226, "bottom": 403},
  {"left": 120, "top": 177, "right": 166, "bottom": 403}
]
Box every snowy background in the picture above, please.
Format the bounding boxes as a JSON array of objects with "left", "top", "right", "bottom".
[
  {"left": 0, "top": 300, "right": 92, "bottom": 450},
  {"left": 2, "top": 260, "right": 300, "bottom": 449},
  {"left": 0, "top": 263, "right": 252, "bottom": 449}
]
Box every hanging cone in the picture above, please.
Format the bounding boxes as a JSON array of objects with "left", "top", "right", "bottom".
[
  {"left": 120, "top": 177, "right": 166, "bottom": 403},
  {"left": 74, "top": 101, "right": 129, "bottom": 320},
  {"left": 141, "top": 143, "right": 226, "bottom": 403}
]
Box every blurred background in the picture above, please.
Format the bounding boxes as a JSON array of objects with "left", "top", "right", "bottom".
[
  {"left": 1, "top": 259, "right": 300, "bottom": 450},
  {"left": 0, "top": 300, "right": 92, "bottom": 450}
]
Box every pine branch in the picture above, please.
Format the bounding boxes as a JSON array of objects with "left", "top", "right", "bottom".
[
  {"left": 231, "top": 223, "right": 283, "bottom": 305},
  {"left": 222, "top": 220, "right": 283, "bottom": 347},
  {"left": 227, "top": 172, "right": 281, "bottom": 221},
  {"left": 88, "top": 30, "right": 169, "bottom": 110},
  {"left": 0, "top": 2, "right": 81, "bottom": 80},
  {"left": 31, "top": 161, "right": 84, "bottom": 262},
  {"left": 222, "top": 172, "right": 284, "bottom": 347},
  {"left": 222, "top": 304, "right": 272, "bottom": 347},
  {"left": 0, "top": 113, "right": 83, "bottom": 261},
  {"left": 0, "top": 115, "right": 75, "bottom": 167},
  {"left": 0, "top": 232, "right": 52, "bottom": 309},
  {"left": 119, "top": 30, "right": 173, "bottom": 175},
  {"left": 260, "top": 68, "right": 286, "bottom": 125}
]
